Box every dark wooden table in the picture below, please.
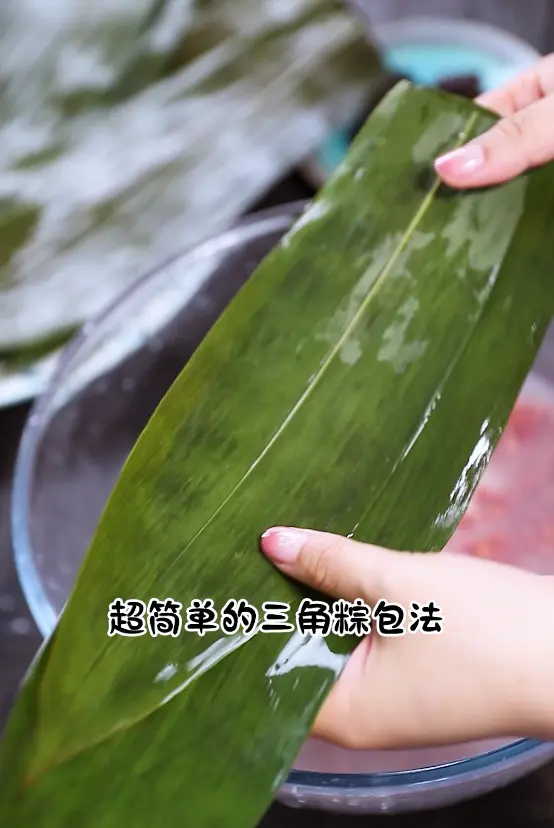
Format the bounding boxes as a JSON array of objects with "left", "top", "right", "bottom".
[{"left": 2, "top": 167, "right": 554, "bottom": 827}]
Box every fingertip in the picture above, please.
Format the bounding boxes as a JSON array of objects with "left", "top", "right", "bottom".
[
  {"left": 260, "top": 526, "right": 308, "bottom": 565},
  {"left": 259, "top": 526, "right": 286, "bottom": 559},
  {"left": 434, "top": 143, "right": 486, "bottom": 186}
]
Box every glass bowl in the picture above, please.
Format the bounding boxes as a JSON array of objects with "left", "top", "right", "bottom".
[{"left": 12, "top": 201, "right": 554, "bottom": 814}]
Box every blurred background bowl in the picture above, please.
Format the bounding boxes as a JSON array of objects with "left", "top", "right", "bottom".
[
  {"left": 11, "top": 202, "right": 554, "bottom": 814},
  {"left": 300, "top": 16, "right": 541, "bottom": 188}
]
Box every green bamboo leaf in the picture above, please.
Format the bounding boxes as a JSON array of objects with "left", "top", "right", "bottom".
[
  {"left": 0, "top": 0, "right": 381, "bottom": 355},
  {"left": 3, "top": 81, "right": 554, "bottom": 827}
]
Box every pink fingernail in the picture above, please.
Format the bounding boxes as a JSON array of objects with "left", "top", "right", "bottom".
[
  {"left": 435, "top": 144, "right": 485, "bottom": 178},
  {"left": 260, "top": 527, "right": 307, "bottom": 565}
]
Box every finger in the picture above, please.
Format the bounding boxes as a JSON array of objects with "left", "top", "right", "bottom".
[
  {"left": 260, "top": 526, "right": 399, "bottom": 603},
  {"left": 476, "top": 53, "right": 554, "bottom": 117},
  {"left": 434, "top": 93, "right": 554, "bottom": 188}
]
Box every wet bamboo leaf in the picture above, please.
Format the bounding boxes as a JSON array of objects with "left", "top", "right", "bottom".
[
  {"left": 0, "top": 0, "right": 381, "bottom": 355},
  {"left": 2, "top": 81, "right": 554, "bottom": 827}
]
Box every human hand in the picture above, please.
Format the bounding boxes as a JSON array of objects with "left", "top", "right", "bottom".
[
  {"left": 260, "top": 527, "right": 554, "bottom": 750},
  {"left": 434, "top": 53, "right": 554, "bottom": 188}
]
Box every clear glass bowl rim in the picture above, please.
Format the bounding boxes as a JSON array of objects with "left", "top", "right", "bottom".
[{"left": 10, "top": 200, "right": 553, "bottom": 794}]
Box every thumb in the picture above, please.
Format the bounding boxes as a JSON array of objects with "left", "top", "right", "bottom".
[
  {"left": 434, "top": 93, "right": 554, "bottom": 188},
  {"left": 260, "top": 526, "right": 403, "bottom": 603}
]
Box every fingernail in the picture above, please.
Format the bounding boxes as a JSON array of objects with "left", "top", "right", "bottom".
[
  {"left": 260, "top": 527, "right": 307, "bottom": 565},
  {"left": 435, "top": 143, "right": 485, "bottom": 178}
]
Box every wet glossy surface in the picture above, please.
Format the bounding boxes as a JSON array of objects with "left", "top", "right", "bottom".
[
  {"left": 3, "top": 4, "right": 554, "bottom": 824},
  {"left": 14, "top": 204, "right": 554, "bottom": 793},
  {"left": 5, "top": 335, "right": 554, "bottom": 826},
  {"left": 449, "top": 378, "right": 554, "bottom": 570},
  {"left": 3, "top": 154, "right": 554, "bottom": 828},
  {"left": 6, "top": 83, "right": 554, "bottom": 822}
]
